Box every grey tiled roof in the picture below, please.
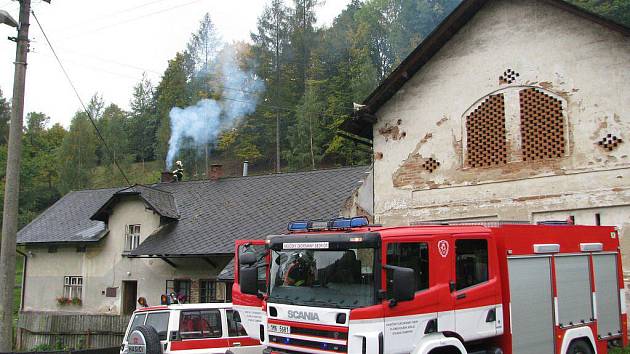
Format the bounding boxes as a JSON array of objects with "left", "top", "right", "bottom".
[
  {"left": 132, "top": 185, "right": 179, "bottom": 219},
  {"left": 18, "top": 166, "right": 369, "bottom": 256},
  {"left": 217, "top": 258, "right": 235, "bottom": 281},
  {"left": 17, "top": 188, "right": 119, "bottom": 244},
  {"left": 131, "top": 166, "right": 369, "bottom": 256},
  {"left": 92, "top": 184, "right": 179, "bottom": 221}
]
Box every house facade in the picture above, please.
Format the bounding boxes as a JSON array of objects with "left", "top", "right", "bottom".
[
  {"left": 343, "top": 1, "right": 629, "bottom": 264},
  {"left": 16, "top": 166, "right": 370, "bottom": 348}
]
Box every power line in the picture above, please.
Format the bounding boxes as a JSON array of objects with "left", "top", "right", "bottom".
[
  {"left": 51, "top": 0, "right": 172, "bottom": 32},
  {"left": 41, "top": 49, "right": 358, "bottom": 115},
  {"left": 57, "top": 0, "right": 206, "bottom": 41},
  {"left": 32, "top": 9, "right": 132, "bottom": 187}
]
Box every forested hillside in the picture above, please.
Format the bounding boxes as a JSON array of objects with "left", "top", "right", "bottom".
[{"left": 0, "top": 0, "right": 627, "bottom": 228}]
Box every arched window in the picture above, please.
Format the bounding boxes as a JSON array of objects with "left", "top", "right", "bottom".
[
  {"left": 519, "top": 88, "right": 566, "bottom": 161},
  {"left": 465, "top": 93, "right": 507, "bottom": 168},
  {"left": 462, "top": 87, "right": 567, "bottom": 169}
]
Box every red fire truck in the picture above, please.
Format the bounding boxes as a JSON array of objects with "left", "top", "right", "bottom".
[{"left": 233, "top": 217, "right": 627, "bottom": 354}]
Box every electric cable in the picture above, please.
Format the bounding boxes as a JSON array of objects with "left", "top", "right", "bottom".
[
  {"left": 57, "top": 0, "right": 206, "bottom": 41},
  {"left": 32, "top": 10, "right": 132, "bottom": 186},
  {"left": 51, "top": 0, "right": 172, "bottom": 32},
  {"left": 37, "top": 45, "right": 358, "bottom": 116}
]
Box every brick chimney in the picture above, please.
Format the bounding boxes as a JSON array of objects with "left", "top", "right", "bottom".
[
  {"left": 209, "top": 164, "right": 223, "bottom": 180},
  {"left": 161, "top": 171, "right": 174, "bottom": 183}
]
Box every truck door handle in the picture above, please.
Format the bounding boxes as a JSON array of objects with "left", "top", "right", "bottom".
[
  {"left": 486, "top": 308, "right": 496, "bottom": 322},
  {"left": 233, "top": 342, "right": 241, "bottom": 347},
  {"left": 456, "top": 293, "right": 466, "bottom": 300}
]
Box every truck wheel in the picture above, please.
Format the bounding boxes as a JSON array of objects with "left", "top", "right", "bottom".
[
  {"left": 566, "top": 340, "right": 594, "bottom": 354},
  {"left": 128, "top": 324, "right": 162, "bottom": 354}
]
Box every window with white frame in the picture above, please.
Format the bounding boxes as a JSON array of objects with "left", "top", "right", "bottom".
[
  {"left": 63, "top": 276, "right": 83, "bottom": 299},
  {"left": 125, "top": 224, "right": 141, "bottom": 252}
]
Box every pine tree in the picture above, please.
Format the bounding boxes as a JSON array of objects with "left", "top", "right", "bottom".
[
  {"left": 186, "top": 13, "right": 223, "bottom": 175},
  {"left": 155, "top": 52, "right": 193, "bottom": 168},
  {"left": 100, "top": 104, "right": 129, "bottom": 166},
  {"left": 129, "top": 73, "right": 157, "bottom": 167},
  {"left": 0, "top": 88, "right": 10, "bottom": 145},
  {"left": 58, "top": 111, "right": 99, "bottom": 193},
  {"left": 251, "top": 0, "right": 292, "bottom": 171}
]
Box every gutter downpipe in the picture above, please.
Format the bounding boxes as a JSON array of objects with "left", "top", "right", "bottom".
[
  {"left": 15, "top": 249, "right": 26, "bottom": 312},
  {"left": 15, "top": 249, "right": 26, "bottom": 350}
]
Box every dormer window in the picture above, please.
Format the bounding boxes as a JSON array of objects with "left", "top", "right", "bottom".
[{"left": 125, "top": 224, "right": 141, "bottom": 252}]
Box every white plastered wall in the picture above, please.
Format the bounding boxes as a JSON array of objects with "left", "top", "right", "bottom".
[
  {"left": 372, "top": 0, "right": 629, "bottom": 224},
  {"left": 23, "top": 196, "right": 229, "bottom": 314},
  {"left": 371, "top": 0, "right": 629, "bottom": 267}
]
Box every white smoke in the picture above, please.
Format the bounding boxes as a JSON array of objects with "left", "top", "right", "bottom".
[{"left": 166, "top": 46, "right": 265, "bottom": 168}]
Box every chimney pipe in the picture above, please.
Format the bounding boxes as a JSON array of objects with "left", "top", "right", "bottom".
[
  {"left": 161, "top": 171, "right": 174, "bottom": 183},
  {"left": 209, "top": 164, "right": 223, "bottom": 181},
  {"left": 242, "top": 161, "right": 249, "bottom": 177}
]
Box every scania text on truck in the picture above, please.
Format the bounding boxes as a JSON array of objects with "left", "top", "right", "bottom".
[{"left": 232, "top": 217, "right": 627, "bottom": 354}]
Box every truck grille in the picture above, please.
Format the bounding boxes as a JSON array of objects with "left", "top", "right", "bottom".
[
  {"left": 269, "top": 335, "right": 347, "bottom": 353},
  {"left": 289, "top": 326, "right": 348, "bottom": 340}
]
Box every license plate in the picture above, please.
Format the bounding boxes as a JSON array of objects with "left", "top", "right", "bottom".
[{"left": 268, "top": 324, "right": 291, "bottom": 334}]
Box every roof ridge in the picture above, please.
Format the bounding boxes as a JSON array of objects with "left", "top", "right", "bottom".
[
  {"left": 70, "top": 186, "right": 123, "bottom": 193},
  {"left": 135, "top": 183, "right": 173, "bottom": 194},
  {"left": 154, "top": 165, "right": 370, "bottom": 186}
]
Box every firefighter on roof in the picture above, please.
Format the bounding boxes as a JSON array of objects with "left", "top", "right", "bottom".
[{"left": 173, "top": 161, "right": 184, "bottom": 181}]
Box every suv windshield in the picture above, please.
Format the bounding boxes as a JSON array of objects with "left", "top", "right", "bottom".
[{"left": 269, "top": 247, "right": 375, "bottom": 308}]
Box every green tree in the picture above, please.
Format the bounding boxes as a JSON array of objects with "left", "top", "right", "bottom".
[
  {"left": 0, "top": 88, "right": 10, "bottom": 145},
  {"left": 186, "top": 13, "right": 223, "bottom": 175},
  {"left": 58, "top": 111, "right": 98, "bottom": 193},
  {"left": 251, "top": 0, "right": 292, "bottom": 170},
  {"left": 290, "top": 0, "right": 321, "bottom": 94},
  {"left": 187, "top": 13, "right": 221, "bottom": 76},
  {"left": 99, "top": 104, "right": 129, "bottom": 166},
  {"left": 155, "top": 52, "right": 193, "bottom": 165},
  {"left": 286, "top": 80, "right": 326, "bottom": 169},
  {"left": 568, "top": 0, "right": 630, "bottom": 26},
  {"left": 129, "top": 73, "right": 157, "bottom": 166},
  {"left": 14, "top": 114, "right": 66, "bottom": 226}
]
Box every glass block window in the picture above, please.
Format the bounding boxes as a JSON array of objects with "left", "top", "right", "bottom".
[
  {"left": 466, "top": 94, "right": 507, "bottom": 168},
  {"left": 519, "top": 88, "right": 565, "bottom": 161}
]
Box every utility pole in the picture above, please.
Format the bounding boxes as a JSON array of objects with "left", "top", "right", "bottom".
[
  {"left": 275, "top": 8, "right": 280, "bottom": 173},
  {"left": 0, "top": 0, "right": 31, "bottom": 349}
]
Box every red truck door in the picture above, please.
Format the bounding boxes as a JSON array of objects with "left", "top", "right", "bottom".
[
  {"left": 381, "top": 237, "right": 453, "bottom": 353},
  {"left": 232, "top": 239, "right": 267, "bottom": 340},
  {"left": 450, "top": 233, "right": 502, "bottom": 342}
]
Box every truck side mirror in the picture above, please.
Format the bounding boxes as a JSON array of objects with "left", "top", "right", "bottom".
[
  {"left": 392, "top": 267, "right": 415, "bottom": 302},
  {"left": 240, "top": 252, "right": 257, "bottom": 266},
  {"left": 239, "top": 266, "right": 258, "bottom": 295},
  {"left": 384, "top": 265, "right": 415, "bottom": 304}
]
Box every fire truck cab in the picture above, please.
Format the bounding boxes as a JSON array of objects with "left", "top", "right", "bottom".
[{"left": 233, "top": 218, "right": 627, "bottom": 354}]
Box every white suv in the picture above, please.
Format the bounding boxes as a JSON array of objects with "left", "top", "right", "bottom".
[{"left": 120, "top": 303, "right": 263, "bottom": 354}]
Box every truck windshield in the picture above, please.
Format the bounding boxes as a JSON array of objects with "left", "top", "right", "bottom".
[{"left": 269, "top": 248, "right": 375, "bottom": 309}]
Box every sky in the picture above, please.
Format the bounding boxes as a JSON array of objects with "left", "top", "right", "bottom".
[{"left": 0, "top": 0, "right": 351, "bottom": 128}]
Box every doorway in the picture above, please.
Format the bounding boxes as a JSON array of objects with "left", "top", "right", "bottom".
[{"left": 122, "top": 280, "right": 137, "bottom": 315}]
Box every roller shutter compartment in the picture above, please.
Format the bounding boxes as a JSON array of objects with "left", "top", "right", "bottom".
[
  {"left": 508, "top": 257, "right": 555, "bottom": 354},
  {"left": 592, "top": 253, "right": 622, "bottom": 338},
  {"left": 555, "top": 255, "right": 593, "bottom": 327}
]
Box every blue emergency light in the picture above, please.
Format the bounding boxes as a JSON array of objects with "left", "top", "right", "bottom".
[{"left": 287, "top": 216, "right": 369, "bottom": 232}]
